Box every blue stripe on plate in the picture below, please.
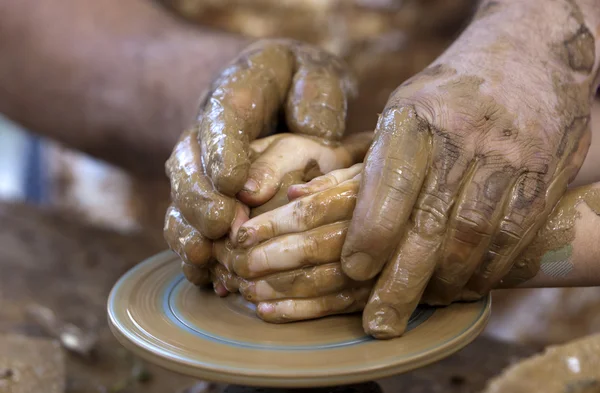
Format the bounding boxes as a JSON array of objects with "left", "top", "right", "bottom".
[{"left": 164, "top": 274, "right": 435, "bottom": 351}]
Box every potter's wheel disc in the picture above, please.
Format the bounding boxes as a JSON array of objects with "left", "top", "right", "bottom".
[{"left": 108, "top": 251, "right": 490, "bottom": 388}]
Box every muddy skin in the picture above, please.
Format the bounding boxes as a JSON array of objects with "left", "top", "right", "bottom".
[
  {"left": 196, "top": 39, "right": 354, "bottom": 199},
  {"left": 561, "top": 25, "right": 596, "bottom": 73},
  {"left": 200, "top": 44, "right": 294, "bottom": 197},
  {"left": 166, "top": 130, "right": 238, "bottom": 240},
  {"left": 257, "top": 286, "right": 371, "bottom": 324},
  {"left": 240, "top": 263, "right": 369, "bottom": 302},
  {"left": 181, "top": 261, "right": 212, "bottom": 286},
  {"left": 500, "top": 185, "right": 600, "bottom": 287},
  {"left": 206, "top": 170, "right": 597, "bottom": 327},
  {"left": 238, "top": 179, "right": 359, "bottom": 247},
  {"left": 342, "top": 105, "right": 431, "bottom": 281},
  {"left": 341, "top": 0, "right": 600, "bottom": 339},
  {"left": 210, "top": 262, "right": 242, "bottom": 293},
  {"left": 285, "top": 42, "right": 356, "bottom": 141},
  {"left": 247, "top": 160, "right": 326, "bottom": 219},
  {"left": 165, "top": 39, "right": 354, "bottom": 248},
  {"left": 249, "top": 170, "right": 308, "bottom": 218},
  {"left": 555, "top": 0, "right": 596, "bottom": 74},
  {"left": 238, "top": 131, "right": 372, "bottom": 207},
  {"left": 163, "top": 205, "right": 213, "bottom": 267},
  {"left": 232, "top": 221, "right": 350, "bottom": 279}
]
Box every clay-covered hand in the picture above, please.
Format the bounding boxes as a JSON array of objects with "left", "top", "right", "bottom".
[
  {"left": 165, "top": 39, "right": 355, "bottom": 239},
  {"left": 227, "top": 164, "right": 600, "bottom": 325},
  {"left": 163, "top": 39, "right": 356, "bottom": 283},
  {"left": 165, "top": 131, "right": 372, "bottom": 288},
  {"left": 340, "top": 4, "right": 597, "bottom": 338},
  {"left": 224, "top": 165, "right": 371, "bottom": 322}
]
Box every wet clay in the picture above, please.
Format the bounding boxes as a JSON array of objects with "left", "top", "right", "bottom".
[
  {"left": 210, "top": 262, "right": 242, "bottom": 293},
  {"left": 200, "top": 43, "right": 294, "bottom": 196},
  {"left": 166, "top": 130, "right": 237, "bottom": 239},
  {"left": 501, "top": 185, "right": 600, "bottom": 287},
  {"left": 163, "top": 205, "right": 212, "bottom": 267},
  {"left": 233, "top": 222, "right": 350, "bottom": 279},
  {"left": 181, "top": 261, "right": 212, "bottom": 286},
  {"left": 197, "top": 39, "right": 354, "bottom": 198},
  {"left": 553, "top": 0, "right": 595, "bottom": 74},
  {"left": 285, "top": 41, "right": 355, "bottom": 141},
  {"left": 483, "top": 332, "right": 600, "bottom": 393}
]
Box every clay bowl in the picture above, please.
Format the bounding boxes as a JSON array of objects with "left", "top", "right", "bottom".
[{"left": 108, "top": 250, "right": 490, "bottom": 388}]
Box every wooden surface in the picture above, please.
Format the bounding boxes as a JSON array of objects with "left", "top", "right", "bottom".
[{"left": 0, "top": 201, "right": 538, "bottom": 393}]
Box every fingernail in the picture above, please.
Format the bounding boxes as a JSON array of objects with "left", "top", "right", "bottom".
[
  {"left": 238, "top": 281, "right": 255, "bottom": 302},
  {"left": 257, "top": 303, "right": 275, "bottom": 315},
  {"left": 237, "top": 227, "right": 255, "bottom": 247},
  {"left": 213, "top": 281, "right": 229, "bottom": 297},
  {"left": 363, "top": 304, "right": 405, "bottom": 339},
  {"left": 242, "top": 179, "right": 259, "bottom": 194},
  {"left": 342, "top": 252, "right": 376, "bottom": 280}
]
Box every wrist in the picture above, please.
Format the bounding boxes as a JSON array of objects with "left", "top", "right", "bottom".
[{"left": 440, "top": 0, "right": 599, "bottom": 83}]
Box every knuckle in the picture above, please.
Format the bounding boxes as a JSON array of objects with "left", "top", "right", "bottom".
[
  {"left": 513, "top": 171, "right": 547, "bottom": 210},
  {"left": 491, "top": 224, "right": 523, "bottom": 252},
  {"left": 374, "top": 158, "right": 421, "bottom": 199},
  {"left": 413, "top": 194, "right": 449, "bottom": 238},
  {"left": 452, "top": 208, "right": 495, "bottom": 244}
]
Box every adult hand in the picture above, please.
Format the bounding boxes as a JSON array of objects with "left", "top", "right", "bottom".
[
  {"left": 163, "top": 39, "right": 356, "bottom": 281},
  {"left": 232, "top": 163, "right": 600, "bottom": 325},
  {"left": 340, "top": 2, "right": 597, "bottom": 338},
  {"left": 165, "top": 39, "right": 354, "bottom": 237}
]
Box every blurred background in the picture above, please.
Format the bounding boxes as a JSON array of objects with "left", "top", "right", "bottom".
[{"left": 2, "top": 1, "right": 600, "bottom": 392}]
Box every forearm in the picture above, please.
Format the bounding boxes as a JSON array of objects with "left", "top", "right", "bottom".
[
  {"left": 436, "top": 0, "right": 600, "bottom": 85},
  {"left": 0, "top": 0, "right": 249, "bottom": 177}
]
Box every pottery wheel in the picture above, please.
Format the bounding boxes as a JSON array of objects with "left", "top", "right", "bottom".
[{"left": 108, "top": 251, "right": 491, "bottom": 388}]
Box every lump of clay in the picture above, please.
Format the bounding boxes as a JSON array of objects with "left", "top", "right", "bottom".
[{"left": 484, "top": 333, "right": 600, "bottom": 393}]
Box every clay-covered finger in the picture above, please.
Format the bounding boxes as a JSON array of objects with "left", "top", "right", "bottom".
[
  {"left": 361, "top": 129, "right": 472, "bottom": 338},
  {"left": 233, "top": 221, "right": 349, "bottom": 279},
  {"left": 466, "top": 169, "right": 569, "bottom": 295},
  {"left": 240, "top": 263, "right": 367, "bottom": 302},
  {"left": 210, "top": 262, "right": 242, "bottom": 294},
  {"left": 200, "top": 43, "right": 295, "bottom": 196},
  {"left": 239, "top": 132, "right": 370, "bottom": 206},
  {"left": 341, "top": 106, "right": 431, "bottom": 281},
  {"left": 238, "top": 179, "right": 359, "bottom": 248},
  {"left": 212, "top": 239, "right": 238, "bottom": 273},
  {"left": 288, "top": 163, "right": 363, "bottom": 200},
  {"left": 248, "top": 134, "right": 285, "bottom": 159},
  {"left": 256, "top": 286, "right": 370, "bottom": 323},
  {"left": 229, "top": 203, "right": 251, "bottom": 245},
  {"left": 164, "top": 205, "right": 213, "bottom": 267},
  {"left": 166, "top": 130, "right": 237, "bottom": 239},
  {"left": 423, "top": 162, "right": 516, "bottom": 305},
  {"left": 182, "top": 261, "right": 211, "bottom": 287},
  {"left": 248, "top": 170, "right": 307, "bottom": 219},
  {"left": 285, "top": 43, "right": 356, "bottom": 141}
]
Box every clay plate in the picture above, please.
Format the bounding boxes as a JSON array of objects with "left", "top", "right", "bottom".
[{"left": 108, "top": 251, "right": 491, "bottom": 388}]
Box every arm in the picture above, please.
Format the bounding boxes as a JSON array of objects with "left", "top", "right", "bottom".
[
  {"left": 338, "top": 0, "right": 600, "bottom": 338},
  {"left": 0, "top": 0, "right": 248, "bottom": 177}
]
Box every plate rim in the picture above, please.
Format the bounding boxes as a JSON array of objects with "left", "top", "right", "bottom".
[{"left": 107, "top": 250, "right": 491, "bottom": 388}]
